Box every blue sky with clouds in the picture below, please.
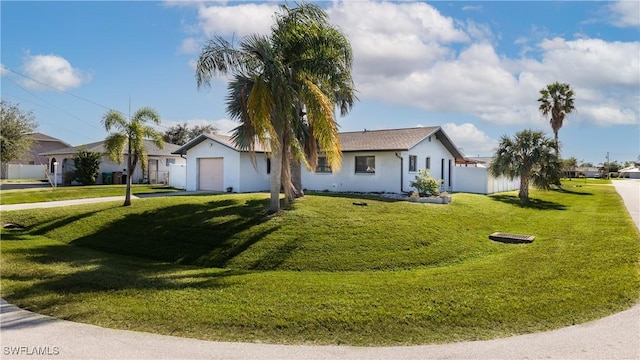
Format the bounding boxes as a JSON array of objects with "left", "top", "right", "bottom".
[{"left": 2, "top": 1, "right": 638, "bottom": 165}]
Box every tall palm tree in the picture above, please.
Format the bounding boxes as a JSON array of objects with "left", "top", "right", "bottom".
[
  {"left": 196, "top": 3, "right": 355, "bottom": 213},
  {"left": 102, "top": 107, "right": 164, "bottom": 206},
  {"left": 490, "top": 129, "right": 559, "bottom": 203},
  {"left": 537, "top": 82, "right": 575, "bottom": 156}
]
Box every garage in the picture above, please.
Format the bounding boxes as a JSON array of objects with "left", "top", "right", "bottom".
[{"left": 198, "top": 158, "right": 224, "bottom": 191}]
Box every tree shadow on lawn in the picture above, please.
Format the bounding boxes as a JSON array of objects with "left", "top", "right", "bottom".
[
  {"left": 553, "top": 187, "right": 593, "bottom": 196},
  {"left": 305, "top": 191, "right": 403, "bottom": 203},
  {"left": 68, "top": 197, "right": 283, "bottom": 268},
  {"left": 489, "top": 194, "right": 567, "bottom": 210},
  {"left": 2, "top": 239, "right": 249, "bottom": 324}
]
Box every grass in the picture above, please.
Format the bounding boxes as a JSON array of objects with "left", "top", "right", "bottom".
[
  {"left": 0, "top": 184, "right": 180, "bottom": 205},
  {"left": 1, "top": 182, "right": 639, "bottom": 345}
]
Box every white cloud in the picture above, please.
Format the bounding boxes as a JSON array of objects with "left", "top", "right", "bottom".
[
  {"left": 197, "top": 3, "right": 278, "bottom": 38},
  {"left": 0, "top": 64, "right": 8, "bottom": 76},
  {"left": 607, "top": 0, "right": 640, "bottom": 28},
  {"left": 177, "top": 1, "right": 639, "bottom": 129},
  {"left": 20, "top": 54, "right": 90, "bottom": 91},
  {"left": 180, "top": 38, "right": 201, "bottom": 54},
  {"left": 442, "top": 123, "right": 498, "bottom": 156}
]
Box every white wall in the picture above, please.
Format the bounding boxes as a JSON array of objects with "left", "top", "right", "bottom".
[
  {"left": 302, "top": 151, "right": 400, "bottom": 193},
  {"left": 5, "top": 164, "right": 47, "bottom": 180},
  {"left": 404, "top": 136, "right": 455, "bottom": 193},
  {"left": 238, "top": 153, "right": 270, "bottom": 192},
  {"left": 183, "top": 140, "right": 241, "bottom": 191},
  {"left": 454, "top": 166, "right": 489, "bottom": 194},
  {"left": 454, "top": 166, "right": 520, "bottom": 194},
  {"left": 168, "top": 164, "right": 187, "bottom": 189},
  {"left": 302, "top": 135, "right": 456, "bottom": 194}
]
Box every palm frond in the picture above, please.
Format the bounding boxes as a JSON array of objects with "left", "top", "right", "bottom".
[{"left": 103, "top": 133, "right": 127, "bottom": 165}]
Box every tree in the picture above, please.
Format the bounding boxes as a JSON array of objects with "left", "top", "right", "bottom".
[
  {"left": 196, "top": 3, "right": 355, "bottom": 213},
  {"left": 0, "top": 100, "right": 38, "bottom": 163},
  {"left": 537, "top": 82, "right": 575, "bottom": 157},
  {"left": 163, "top": 122, "right": 218, "bottom": 145},
  {"left": 102, "top": 107, "right": 164, "bottom": 206},
  {"left": 72, "top": 147, "right": 102, "bottom": 185},
  {"left": 490, "top": 129, "right": 560, "bottom": 203}
]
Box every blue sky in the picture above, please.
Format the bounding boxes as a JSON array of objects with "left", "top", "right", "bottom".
[{"left": 2, "top": 1, "right": 639, "bottom": 166}]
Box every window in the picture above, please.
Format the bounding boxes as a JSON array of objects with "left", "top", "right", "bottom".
[
  {"left": 448, "top": 159, "right": 452, "bottom": 187},
  {"left": 315, "top": 157, "right": 332, "bottom": 173},
  {"left": 425, "top": 157, "right": 431, "bottom": 170},
  {"left": 267, "top": 158, "right": 271, "bottom": 174},
  {"left": 166, "top": 158, "right": 176, "bottom": 166},
  {"left": 355, "top": 156, "right": 375, "bottom": 173},
  {"left": 409, "top": 155, "right": 417, "bottom": 172}
]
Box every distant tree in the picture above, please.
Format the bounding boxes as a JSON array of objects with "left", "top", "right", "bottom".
[
  {"left": 0, "top": 100, "right": 38, "bottom": 163},
  {"left": 72, "top": 147, "right": 102, "bottom": 185},
  {"left": 538, "top": 82, "right": 575, "bottom": 157},
  {"left": 490, "top": 129, "right": 560, "bottom": 203},
  {"left": 103, "top": 107, "right": 164, "bottom": 206},
  {"left": 579, "top": 161, "right": 593, "bottom": 168},
  {"left": 163, "top": 123, "right": 218, "bottom": 145}
]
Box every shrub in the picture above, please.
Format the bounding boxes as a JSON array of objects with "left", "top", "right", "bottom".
[
  {"left": 73, "top": 147, "right": 102, "bottom": 185},
  {"left": 409, "top": 169, "right": 443, "bottom": 196}
]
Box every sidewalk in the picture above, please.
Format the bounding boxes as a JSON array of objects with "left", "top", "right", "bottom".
[{"left": 1, "top": 182, "right": 639, "bottom": 359}]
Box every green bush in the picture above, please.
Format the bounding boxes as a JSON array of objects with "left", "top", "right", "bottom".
[
  {"left": 73, "top": 147, "right": 102, "bottom": 185},
  {"left": 409, "top": 169, "right": 443, "bottom": 196}
]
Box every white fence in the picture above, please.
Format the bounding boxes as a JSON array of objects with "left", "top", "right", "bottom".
[
  {"left": 454, "top": 166, "right": 519, "bottom": 194},
  {"left": 2, "top": 164, "right": 47, "bottom": 180},
  {"left": 168, "top": 164, "right": 187, "bottom": 189}
]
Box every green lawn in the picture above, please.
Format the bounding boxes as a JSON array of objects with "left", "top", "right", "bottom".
[
  {"left": 1, "top": 182, "right": 638, "bottom": 345},
  {"left": 0, "top": 184, "right": 180, "bottom": 205}
]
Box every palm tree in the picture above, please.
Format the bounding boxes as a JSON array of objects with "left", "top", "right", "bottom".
[
  {"left": 490, "top": 129, "right": 559, "bottom": 203},
  {"left": 102, "top": 107, "right": 164, "bottom": 206},
  {"left": 537, "top": 82, "right": 575, "bottom": 156},
  {"left": 196, "top": 3, "right": 355, "bottom": 213}
]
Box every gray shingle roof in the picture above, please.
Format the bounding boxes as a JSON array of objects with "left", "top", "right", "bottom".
[
  {"left": 39, "top": 140, "right": 182, "bottom": 157},
  {"left": 173, "top": 127, "right": 464, "bottom": 159}
]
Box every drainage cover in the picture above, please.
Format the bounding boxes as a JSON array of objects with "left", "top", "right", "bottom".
[{"left": 489, "top": 232, "right": 534, "bottom": 244}]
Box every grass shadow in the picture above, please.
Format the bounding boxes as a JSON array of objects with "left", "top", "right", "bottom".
[
  {"left": 69, "top": 197, "right": 281, "bottom": 268},
  {"left": 553, "top": 187, "right": 593, "bottom": 196},
  {"left": 489, "top": 194, "right": 567, "bottom": 210},
  {"left": 306, "top": 191, "right": 404, "bottom": 203}
]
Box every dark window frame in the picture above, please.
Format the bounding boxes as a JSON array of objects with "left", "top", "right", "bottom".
[
  {"left": 409, "top": 155, "right": 417, "bottom": 172},
  {"left": 355, "top": 156, "right": 376, "bottom": 174},
  {"left": 315, "top": 156, "right": 332, "bottom": 173}
]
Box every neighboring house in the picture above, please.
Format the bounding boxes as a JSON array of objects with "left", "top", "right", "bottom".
[
  {"left": 40, "top": 140, "right": 185, "bottom": 185},
  {"left": 301, "top": 127, "right": 463, "bottom": 193},
  {"left": 1, "top": 132, "right": 71, "bottom": 179},
  {"left": 620, "top": 165, "right": 640, "bottom": 179},
  {"left": 454, "top": 157, "right": 520, "bottom": 194},
  {"left": 173, "top": 127, "right": 465, "bottom": 194},
  {"left": 172, "top": 134, "right": 271, "bottom": 192}
]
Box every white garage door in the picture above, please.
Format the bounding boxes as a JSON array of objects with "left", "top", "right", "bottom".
[{"left": 198, "top": 158, "right": 224, "bottom": 191}]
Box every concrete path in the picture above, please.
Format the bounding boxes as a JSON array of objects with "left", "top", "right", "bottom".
[{"left": 1, "top": 181, "right": 639, "bottom": 359}]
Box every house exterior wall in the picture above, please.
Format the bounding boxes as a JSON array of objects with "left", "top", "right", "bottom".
[
  {"left": 301, "top": 136, "right": 456, "bottom": 194},
  {"left": 168, "top": 164, "right": 187, "bottom": 189},
  {"left": 183, "top": 139, "right": 241, "bottom": 192},
  {"left": 238, "top": 153, "right": 270, "bottom": 192}
]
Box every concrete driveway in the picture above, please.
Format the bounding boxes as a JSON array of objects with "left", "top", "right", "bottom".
[{"left": 1, "top": 181, "right": 639, "bottom": 359}]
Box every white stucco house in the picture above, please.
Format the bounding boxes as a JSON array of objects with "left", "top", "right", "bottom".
[
  {"left": 173, "top": 127, "right": 467, "bottom": 194},
  {"left": 40, "top": 140, "right": 185, "bottom": 186}
]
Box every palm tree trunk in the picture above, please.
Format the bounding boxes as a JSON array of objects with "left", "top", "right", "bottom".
[
  {"left": 269, "top": 148, "right": 283, "bottom": 214},
  {"left": 518, "top": 175, "right": 529, "bottom": 203},
  {"left": 291, "top": 158, "right": 303, "bottom": 198},
  {"left": 124, "top": 138, "right": 132, "bottom": 206}
]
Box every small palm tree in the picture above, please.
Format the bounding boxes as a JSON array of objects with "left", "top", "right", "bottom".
[
  {"left": 102, "top": 107, "right": 164, "bottom": 206},
  {"left": 538, "top": 82, "right": 575, "bottom": 156},
  {"left": 490, "top": 129, "right": 559, "bottom": 203}
]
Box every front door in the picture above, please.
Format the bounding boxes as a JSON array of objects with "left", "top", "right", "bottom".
[{"left": 148, "top": 159, "right": 158, "bottom": 184}]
